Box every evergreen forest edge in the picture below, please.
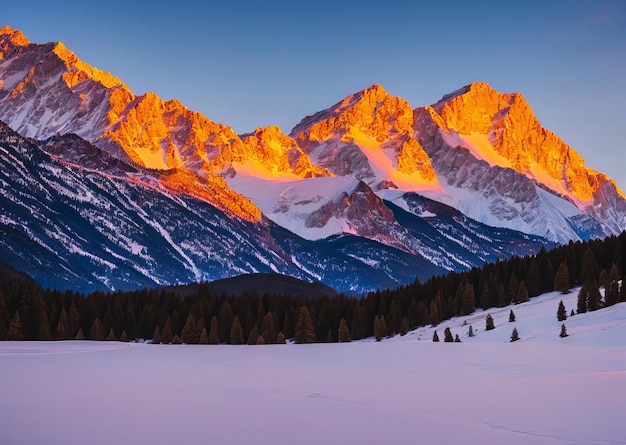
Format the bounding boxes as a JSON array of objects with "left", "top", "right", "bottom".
[{"left": 2, "top": 232, "right": 626, "bottom": 344}]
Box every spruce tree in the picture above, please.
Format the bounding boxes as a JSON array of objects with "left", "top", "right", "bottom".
[
  {"left": 432, "top": 330, "right": 439, "bottom": 342},
  {"left": 161, "top": 317, "right": 173, "bottom": 344},
  {"left": 580, "top": 248, "right": 600, "bottom": 285},
  {"left": 208, "top": 316, "right": 219, "bottom": 345},
  {"left": 75, "top": 328, "right": 85, "bottom": 340},
  {"left": 276, "top": 331, "right": 286, "bottom": 344},
  {"left": 36, "top": 317, "right": 52, "bottom": 341},
  {"left": 89, "top": 318, "right": 104, "bottom": 341},
  {"left": 510, "top": 328, "right": 519, "bottom": 342},
  {"left": 605, "top": 280, "right": 620, "bottom": 307},
  {"left": 247, "top": 324, "right": 259, "bottom": 345},
  {"left": 557, "top": 300, "right": 567, "bottom": 322},
  {"left": 516, "top": 281, "right": 529, "bottom": 303},
  {"left": 373, "top": 315, "right": 383, "bottom": 342},
  {"left": 261, "top": 311, "right": 277, "bottom": 344},
  {"left": 442, "top": 327, "right": 452, "bottom": 342},
  {"left": 120, "top": 330, "right": 128, "bottom": 342},
  {"left": 559, "top": 324, "right": 569, "bottom": 338},
  {"left": 570, "top": 309, "right": 575, "bottom": 317},
  {"left": 294, "top": 307, "right": 315, "bottom": 344},
  {"left": 399, "top": 316, "right": 409, "bottom": 336},
  {"left": 338, "top": 318, "right": 351, "bottom": 342},
  {"left": 230, "top": 316, "right": 244, "bottom": 345},
  {"left": 485, "top": 313, "right": 495, "bottom": 331},
  {"left": 350, "top": 304, "right": 368, "bottom": 340},
  {"left": 587, "top": 281, "right": 602, "bottom": 312},
  {"left": 577, "top": 284, "right": 588, "bottom": 314},
  {"left": 468, "top": 324, "right": 474, "bottom": 337},
  {"left": 509, "top": 310, "right": 516, "bottom": 323},
  {"left": 172, "top": 334, "right": 182, "bottom": 344},
  {"left": 454, "top": 334, "right": 461, "bottom": 343},
  {"left": 7, "top": 312, "right": 25, "bottom": 341},
  {"left": 181, "top": 314, "right": 197, "bottom": 344},
  {"left": 256, "top": 336, "right": 266, "bottom": 345},
  {"left": 199, "top": 328, "right": 209, "bottom": 345},
  {"left": 152, "top": 326, "right": 161, "bottom": 344},
  {"left": 554, "top": 262, "right": 570, "bottom": 293},
  {"left": 428, "top": 299, "right": 440, "bottom": 327},
  {"left": 105, "top": 328, "right": 116, "bottom": 341}
]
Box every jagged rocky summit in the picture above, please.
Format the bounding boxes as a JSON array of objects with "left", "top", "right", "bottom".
[{"left": 1, "top": 25, "right": 624, "bottom": 293}]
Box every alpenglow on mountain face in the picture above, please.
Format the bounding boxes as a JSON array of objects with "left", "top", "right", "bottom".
[{"left": 0, "top": 25, "right": 624, "bottom": 293}]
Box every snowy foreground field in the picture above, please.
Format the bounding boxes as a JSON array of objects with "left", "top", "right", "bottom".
[{"left": 2, "top": 290, "right": 626, "bottom": 445}]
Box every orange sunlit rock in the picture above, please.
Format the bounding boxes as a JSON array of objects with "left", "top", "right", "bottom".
[{"left": 431, "top": 82, "right": 625, "bottom": 203}]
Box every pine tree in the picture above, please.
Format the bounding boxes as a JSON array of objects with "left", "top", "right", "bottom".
[
  {"left": 399, "top": 316, "right": 409, "bottom": 336},
  {"left": 294, "top": 307, "right": 316, "bottom": 344},
  {"left": 373, "top": 315, "right": 383, "bottom": 342},
  {"left": 256, "top": 336, "right": 266, "bottom": 345},
  {"left": 605, "top": 280, "right": 620, "bottom": 307},
  {"left": 7, "top": 312, "right": 25, "bottom": 341},
  {"left": 261, "top": 311, "right": 277, "bottom": 344},
  {"left": 428, "top": 299, "right": 440, "bottom": 327},
  {"left": 432, "top": 330, "right": 439, "bottom": 342},
  {"left": 485, "top": 313, "right": 495, "bottom": 331},
  {"left": 509, "top": 310, "right": 516, "bottom": 323},
  {"left": 570, "top": 309, "right": 575, "bottom": 317},
  {"left": 230, "top": 316, "right": 244, "bottom": 345},
  {"left": 89, "top": 318, "right": 104, "bottom": 341},
  {"left": 516, "top": 280, "right": 529, "bottom": 303},
  {"left": 454, "top": 334, "right": 462, "bottom": 343},
  {"left": 152, "top": 326, "right": 161, "bottom": 344},
  {"left": 338, "top": 318, "right": 351, "bottom": 342},
  {"left": 587, "top": 281, "right": 602, "bottom": 312},
  {"left": 559, "top": 324, "right": 569, "bottom": 338},
  {"left": 577, "top": 284, "right": 588, "bottom": 314},
  {"left": 172, "top": 334, "right": 182, "bottom": 344},
  {"left": 444, "top": 327, "right": 454, "bottom": 342},
  {"left": 75, "top": 328, "right": 85, "bottom": 340},
  {"left": 199, "top": 328, "right": 209, "bottom": 345},
  {"left": 557, "top": 300, "right": 567, "bottom": 322},
  {"left": 120, "top": 330, "right": 128, "bottom": 342},
  {"left": 181, "top": 314, "right": 197, "bottom": 344},
  {"left": 350, "top": 304, "right": 368, "bottom": 340},
  {"left": 554, "top": 262, "right": 571, "bottom": 293},
  {"left": 208, "top": 316, "right": 219, "bottom": 345},
  {"left": 36, "top": 317, "right": 52, "bottom": 341},
  {"left": 581, "top": 248, "right": 600, "bottom": 285},
  {"left": 105, "top": 328, "right": 116, "bottom": 341},
  {"left": 276, "top": 331, "right": 286, "bottom": 344},
  {"left": 247, "top": 324, "right": 259, "bottom": 345},
  {"left": 468, "top": 324, "right": 474, "bottom": 337},
  {"left": 161, "top": 316, "right": 173, "bottom": 344},
  {"left": 510, "top": 327, "right": 519, "bottom": 342}
]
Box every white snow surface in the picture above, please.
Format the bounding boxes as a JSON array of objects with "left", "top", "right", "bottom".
[
  {"left": 1, "top": 288, "right": 625, "bottom": 444},
  {"left": 227, "top": 174, "right": 361, "bottom": 240}
]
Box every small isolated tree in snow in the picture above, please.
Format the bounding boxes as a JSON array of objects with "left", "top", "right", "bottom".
[
  {"left": 444, "top": 327, "right": 454, "bottom": 342},
  {"left": 432, "top": 330, "right": 439, "bottom": 342},
  {"left": 559, "top": 324, "right": 569, "bottom": 338},
  {"left": 468, "top": 324, "right": 474, "bottom": 337},
  {"left": 485, "top": 314, "right": 495, "bottom": 331},
  {"left": 557, "top": 300, "right": 567, "bottom": 322},
  {"left": 454, "top": 334, "right": 462, "bottom": 343},
  {"left": 509, "top": 310, "right": 516, "bottom": 323},
  {"left": 510, "top": 328, "right": 520, "bottom": 342}
]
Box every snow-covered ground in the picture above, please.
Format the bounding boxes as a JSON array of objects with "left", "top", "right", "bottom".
[{"left": 1, "top": 289, "right": 625, "bottom": 445}]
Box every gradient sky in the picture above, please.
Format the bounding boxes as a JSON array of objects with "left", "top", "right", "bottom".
[{"left": 5, "top": 0, "right": 626, "bottom": 190}]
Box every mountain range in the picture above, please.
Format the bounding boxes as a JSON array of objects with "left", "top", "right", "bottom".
[{"left": 1, "top": 25, "right": 624, "bottom": 293}]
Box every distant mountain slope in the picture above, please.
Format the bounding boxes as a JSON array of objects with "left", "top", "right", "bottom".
[
  {"left": 1, "top": 25, "right": 623, "bottom": 294},
  {"left": 165, "top": 273, "right": 338, "bottom": 299}
]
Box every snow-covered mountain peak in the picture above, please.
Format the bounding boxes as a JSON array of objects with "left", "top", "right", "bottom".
[{"left": 0, "top": 25, "right": 29, "bottom": 55}]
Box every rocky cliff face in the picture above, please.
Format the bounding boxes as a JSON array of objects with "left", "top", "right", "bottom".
[
  {"left": 1, "top": 25, "right": 623, "bottom": 293},
  {"left": 414, "top": 82, "right": 626, "bottom": 240}
]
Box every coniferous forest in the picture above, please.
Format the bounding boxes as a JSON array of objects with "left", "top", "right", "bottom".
[{"left": 1, "top": 232, "right": 625, "bottom": 344}]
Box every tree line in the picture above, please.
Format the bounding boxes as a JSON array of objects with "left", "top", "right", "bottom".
[{"left": 1, "top": 232, "right": 625, "bottom": 343}]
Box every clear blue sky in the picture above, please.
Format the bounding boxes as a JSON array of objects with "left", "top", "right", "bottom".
[{"left": 5, "top": 0, "right": 626, "bottom": 191}]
